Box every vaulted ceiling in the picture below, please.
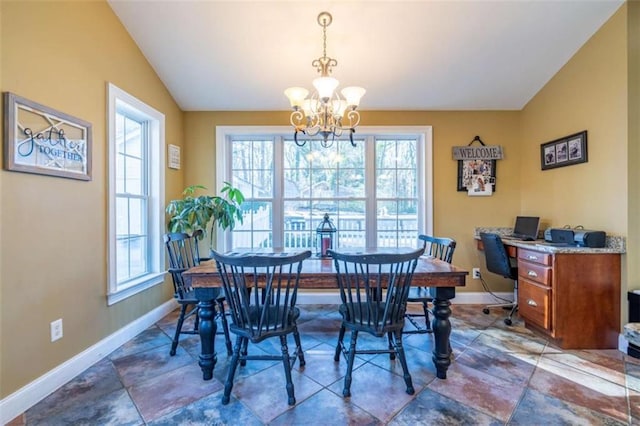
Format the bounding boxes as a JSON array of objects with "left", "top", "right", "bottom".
[{"left": 108, "top": 0, "right": 623, "bottom": 111}]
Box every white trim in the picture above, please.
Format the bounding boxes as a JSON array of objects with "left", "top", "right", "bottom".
[
  {"left": 107, "top": 83, "right": 166, "bottom": 305},
  {"left": 215, "top": 125, "right": 433, "bottom": 251},
  {"left": 0, "top": 300, "right": 177, "bottom": 425},
  {"left": 619, "top": 333, "right": 629, "bottom": 353},
  {"left": 106, "top": 272, "right": 166, "bottom": 305}
]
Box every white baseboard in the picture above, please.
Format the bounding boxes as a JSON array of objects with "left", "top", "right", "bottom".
[
  {"left": 0, "top": 299, "right": 177, "bottom": 425},
  {"left": 296, "top": 291, "right": 514, "bottom": 305},
  {"left": 620, "top": 333, "right": 629, "bottom": 353}
]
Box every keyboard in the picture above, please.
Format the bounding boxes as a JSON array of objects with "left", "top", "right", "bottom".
[{"left": 506, "top": 234, "right": 536, "bottom": 241}]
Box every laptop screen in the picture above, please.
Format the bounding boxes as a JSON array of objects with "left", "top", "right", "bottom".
[{"left": 513, "top": 216, "right": 540, "bottom": 240}]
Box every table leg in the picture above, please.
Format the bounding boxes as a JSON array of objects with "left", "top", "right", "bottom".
[
  {"left": 430, "top": 287, "right": 455, "bottom": 379},
  {"left": 194, "top": 288, "right": 219, "bottom": 380}
]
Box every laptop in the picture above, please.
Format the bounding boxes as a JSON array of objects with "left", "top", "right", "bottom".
[{"left": 508, "top": 216, "right": 540, "bottom": 241}]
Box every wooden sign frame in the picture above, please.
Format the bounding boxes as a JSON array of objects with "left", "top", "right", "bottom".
[{"left": 3, "top": 92, "right": 92, "bottom": 181}]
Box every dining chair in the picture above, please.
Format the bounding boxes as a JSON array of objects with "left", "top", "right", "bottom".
[
  {"left": 330, "top": 248, "right": 424, "bottom": 397},
  {"left": 210, "top": 249, "right": 312, "bottom": 406},
  {"left": 164, "top": 232, "right": 232, "bottom": 357},
  {"left": 404, "top": 235, "right": 456, "bottom": 334}
]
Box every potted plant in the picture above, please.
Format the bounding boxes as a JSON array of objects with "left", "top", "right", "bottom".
[{"left": 166, "top": 182, "right": 244, "bottom": 252}]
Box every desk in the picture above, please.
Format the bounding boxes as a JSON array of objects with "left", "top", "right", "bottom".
[
  {"left": 476, "top": 234, "right": 623, "bottom": 349},
  {"left": 183, "top": 255, "right": 467, "bottom": 380}
]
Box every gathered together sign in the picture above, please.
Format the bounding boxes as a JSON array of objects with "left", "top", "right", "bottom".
[{"left": 3, "top": 92, "right": 92, "bottom": 181}]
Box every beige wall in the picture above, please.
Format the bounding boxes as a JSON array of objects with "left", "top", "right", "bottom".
[{"left": 0, "top": 1, "right": 184, "bottom": 397}]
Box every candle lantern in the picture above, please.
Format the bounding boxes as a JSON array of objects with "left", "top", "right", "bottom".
[{"left": 316, "top": 213, "right": 337, "bottom": 257}]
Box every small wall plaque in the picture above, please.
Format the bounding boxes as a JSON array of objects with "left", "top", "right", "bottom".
[{"left": 168, "top": 144, "right": 180, "bottom": 169}]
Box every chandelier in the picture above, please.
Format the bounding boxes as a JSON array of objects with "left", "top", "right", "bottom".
[{"left": 284, "top": 12, "right": 366, "bottom": 148}]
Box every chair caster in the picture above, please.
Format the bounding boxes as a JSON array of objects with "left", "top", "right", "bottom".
[
  {"left": 482, "top": 308, "right": 490, "bottom": 315},
  {"left": 169, "top": 348, "right": 176, "bottom": 356},
  {"left": 504, "top": 318, "right": 512, "bottom": 326}
]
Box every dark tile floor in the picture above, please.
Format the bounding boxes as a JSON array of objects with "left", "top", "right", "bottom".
[{"left": 10, "top": 304, "right": 640, "bottom": 425}]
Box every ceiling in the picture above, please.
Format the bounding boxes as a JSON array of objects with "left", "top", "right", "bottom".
[{"left": 107, "top": 0, "right": 623, "bottom": 112}]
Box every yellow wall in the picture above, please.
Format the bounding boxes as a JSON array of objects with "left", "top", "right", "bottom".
[
  {"left": 184, "top": 110, "right": 522, "bottom": 293},
  {"left": 520, "top": 5, "right": 631, "bottom": 320},
  {"left": 0, "top": 1, "right": 184, "bottom": 397},
  {"left": 627, "top": 1, "right": 640, "bottom": 294}
]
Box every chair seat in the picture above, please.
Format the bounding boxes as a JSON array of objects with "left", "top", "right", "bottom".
[
  {"left": 339, "top": 303, "right": 404, "bottom": 336},
  {"left": 230, "top": 306, "right": 301, "bottom": 340},
  {"left": 407, "top": 287, "right": 432, "bottom": 302}
]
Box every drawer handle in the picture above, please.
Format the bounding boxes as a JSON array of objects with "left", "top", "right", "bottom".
[
  {"left": 527, "top": 299, "right": 538, "bottom": 307},
  {"left": 527, "top": 270, "right": 538, "bottom": 277},
  {"left": 527, "top": 255, "right": 538, "bottom": 260}
]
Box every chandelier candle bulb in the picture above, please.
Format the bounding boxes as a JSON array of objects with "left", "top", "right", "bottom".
[{"left": 284, "top": 11, "right": 365, "bottom": 148}]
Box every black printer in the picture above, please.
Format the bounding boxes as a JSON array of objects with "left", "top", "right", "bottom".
[{"left": 543, "top": 227, "right": 606, "bottom": 248}]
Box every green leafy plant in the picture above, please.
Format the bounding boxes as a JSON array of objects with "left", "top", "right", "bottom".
[{"left": 166, "top": 182, "right": 244, "bottom": 249}]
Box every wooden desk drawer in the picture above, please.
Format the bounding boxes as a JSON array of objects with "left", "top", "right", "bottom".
[
  {"left": 518, "top": 248, "right": 552, "bottom": 266},
  {"left": 519, "top": 279, "right": 551, "bottom": 331},
  {"left": 518, "top": 261, "right": 552, "bottom": 287}
]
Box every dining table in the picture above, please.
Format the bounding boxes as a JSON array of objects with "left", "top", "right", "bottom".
[{"left": 182, "top": 250, "right": 468, "bottom": 381}]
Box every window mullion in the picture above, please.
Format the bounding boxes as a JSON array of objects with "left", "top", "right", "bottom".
[
  {"left": 272, "top": 136, "right": 283, "bottom": 248},
  {"left": 365, "top": 135, "right": 376, "bottom": 248}
]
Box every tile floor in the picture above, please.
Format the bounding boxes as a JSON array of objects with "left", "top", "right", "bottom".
[{"left": 9, "top": 304, "right": 640, "bottom": 425}]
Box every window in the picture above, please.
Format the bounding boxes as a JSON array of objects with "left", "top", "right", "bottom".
[
  {"left": 216, "top": 126, "right": 432, "bottom": 252},
  {"left": 107, "top": 84, "right": 165, "bottom": 305}
]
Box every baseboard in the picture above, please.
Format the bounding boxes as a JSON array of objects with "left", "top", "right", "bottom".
[
  {"left": 296, "top": 291, "right": 514, "bottom": 305},
  {"left": 0, "top": 299, "right": 177, "bottom": 425},
  {"left": 620, "top": 333, "right": 629, "bottom": 353}
]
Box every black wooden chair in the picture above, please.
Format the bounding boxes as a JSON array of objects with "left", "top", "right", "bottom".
[
  {"left": 164, "top": 232, "right": 232, "bottom": 357},
  {"left": 211, "top": 249, "right": 312, "bottom": 406},
  {"left": 330, "top": 248, "right": 424, "bottom": 397},
  {"left": 480, "top": 232, "right": 519, "bottom": 325},
  {"left": 404, "top": 235, "right": 456, "bottom": 334}
]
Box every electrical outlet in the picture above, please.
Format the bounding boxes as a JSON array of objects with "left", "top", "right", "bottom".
[
  {"left": 51, "top": 319, "right": 63, "bottom": 342},
  {"left": 472, "top": 268, "right": 481, "bottom": 279}
]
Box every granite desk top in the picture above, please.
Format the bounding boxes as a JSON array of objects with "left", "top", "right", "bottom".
[{"left": 474, "top": 227, "right": 626, "bottom": 254}]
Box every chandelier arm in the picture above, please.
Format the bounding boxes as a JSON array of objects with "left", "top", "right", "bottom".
[
  {"left": 345, "top": 109, "right": 361, "bottom": 128},
  {"left": 294, "top": 130, "right": 307, "bottom": 147},
  {"left": 349, "top": 129, "right": 356, "bottom": 147}
]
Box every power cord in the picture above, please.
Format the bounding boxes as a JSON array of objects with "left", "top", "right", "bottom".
[{"left": 478, "top": 272, "right": 512, "bottom": 303}]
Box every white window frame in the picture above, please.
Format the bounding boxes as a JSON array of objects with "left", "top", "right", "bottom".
[
  {"left": 107, "top": 83, "right": 165, "bottom": 305},
  {"left": 215, "top": 126, "right": 433, "bottom": 252}
]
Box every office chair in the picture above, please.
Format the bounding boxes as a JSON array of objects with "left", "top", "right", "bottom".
[
  {"left": 330, "top": 248, "right": 423, "bottom": 397},
  {"left": 479, "top": 232, "right": 519, "bottom": 326},
  {"left": 404, "top": 235, "right": 456, "bottom": 334}
]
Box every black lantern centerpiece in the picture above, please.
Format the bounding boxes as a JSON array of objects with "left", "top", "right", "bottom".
[{"left": 316, "top": 213, "right": 336, "bottom": 257}]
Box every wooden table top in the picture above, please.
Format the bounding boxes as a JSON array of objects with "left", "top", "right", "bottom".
[{"left": 183, "top": 255, "right": 468, "bottom": 290}]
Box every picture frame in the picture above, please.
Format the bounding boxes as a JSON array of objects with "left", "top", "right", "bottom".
[
  {"left": 3, "top": 92, "right": 92, "bottom": 180},
  {"left": 457, "top": 159, "right": 497, "bottom": 192},
  {"left": 540, "top": 130, "right": 587, "bottom": 171}
]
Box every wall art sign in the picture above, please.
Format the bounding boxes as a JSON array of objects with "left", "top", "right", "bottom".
[
  {"left": 3, "top": 92, "right": 92, "bottom": 180},
  {"left": 540, "top": 130, "right": 587, "bottom": 171},
  {"left": 168, "top": 144, "right": 181, "bottom": 169},
  {"left": 455, "top": 136, "right": 499, "bottom": 193}
]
